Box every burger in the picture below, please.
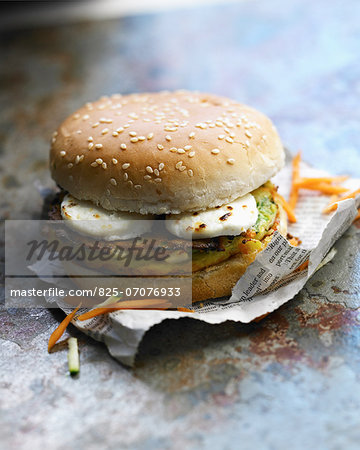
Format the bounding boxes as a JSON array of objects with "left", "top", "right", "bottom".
[{"left": 49, "top": 91, "right": 287, "bottom": 303}]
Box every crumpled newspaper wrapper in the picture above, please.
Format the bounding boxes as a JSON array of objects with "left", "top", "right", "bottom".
[{"left": 32, "top": 152, "right": 360, "bottom": 366}]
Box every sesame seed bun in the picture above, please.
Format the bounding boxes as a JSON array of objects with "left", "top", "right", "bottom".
[{"left": 50, "top": 91, "right": 284, "bottom": 214}]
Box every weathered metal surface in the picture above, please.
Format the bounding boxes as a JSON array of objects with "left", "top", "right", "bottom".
[{"left": 1, "top": 1, "right": 360, "bottom": 449}]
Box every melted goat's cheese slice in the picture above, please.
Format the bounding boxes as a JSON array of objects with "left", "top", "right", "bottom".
[
  {"left": 61, "top": 194, "right": 152, "bottom": 240},
  {"left": 165, "top": 193, "right": 258, "bottom": 239}
]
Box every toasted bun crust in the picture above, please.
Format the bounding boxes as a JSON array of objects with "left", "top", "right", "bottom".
[
  {"left": 50, "top": 91, "right": 284, "bottom": 214},
  {"left": 192, "top": 203, "right": 288, "bottom": 302}
]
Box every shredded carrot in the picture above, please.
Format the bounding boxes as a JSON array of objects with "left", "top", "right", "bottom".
[
  {"left": 274, "top": 192, "right": 297, "bottom": 223},
  {"left": 177, "top": 307, "right": 195, "bottom": 313},
  {"left": 77, "top": 299, "right": 171, "bottom": 321},
  {"left": 252, "top": 312, "right": 270, "bottom": 323},
  {"left": 288, "top": 237, "right": 299, "bottom": 247},
  {"left": 296, "top": 260, "right": 309, "bottom": 272},
  {"left": 288, "top": 151, "right": 301, "bottom": 209},
  {"left": 294, "top": 176, "right": 349, "bottom": 187},
  {"left": 323, "top": 188, "right": 360, "bottom": 214},
  {"left": 329, "top": 194, "right": 339, "bottom": 204},
  {"left": 295, "top": 181, "right": 349, "bottom": 195},
  {"left": 48, "top": 304, "right": 81, "bottom": 352}
]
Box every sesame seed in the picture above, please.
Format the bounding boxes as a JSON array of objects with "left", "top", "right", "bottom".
[
  {"left": 189, "top": 132, "right": 195, "bottom": 138},
  {"left": 147, "top": 133, "right": 154, "bottom": 140},
  {"left": 146, "top": 166, "right": 153, "bottom": 173},
  {"left": 236, "top": 122, "right": 242, "bottom": 127},
  {"left": 120, "top": 143, "right": 127, "bottom": 150},
  {"left": 215, "top": 121, "right": 223, "bottom": 127},
  {"left": 188, "top": 151, "right": 195, "bottom": 157},
  {"left": 184, "top": 145, "right": 192, "bottom": 150},
  {"left": 123, "top": 173, "right": 129, "bottom": 181},
  {"left": 95, "top": 144, "right": 103, "bottom": 149},
  {"left": 60, "top": 151, "right": 66, "bottom": 157},
  {"left": 225, "top": 137, "right": 234, "bottom": 143},
  {"left": 227, "top": 158, "right": 235, "bottom": 165},
  {"left": 188, "top": 169, "right": 194, "bottom": 177},
  {"left": 106, "top": 189, "right": 111, "bottom": 196},
  {"left": 122, "top": 163, "right": 130, "bottom": 169},
  {"left": 127, "top": 180, "right": 133, "bottom": 187},
  {"left": 179, "top": 166, "right": 186, "bottom": 172},
  {"left": 218, "top": 135, "right": 225, "bottom": 140},
  {"left": 68, "top": 163, "right": 73, "bottom": 168},
  {"left": 224, "top": 127, "right": 230, "bottom": 133},
  {"left": 82, "top": 114, "right": 90, "bottom": 120},
  {"left": 157, "top": 144, "right": 164, "bottom": 150},
  {"left": 123, "top": 124, "right": 130, "bottom": 128},
  {"left": 73, "top": 113, "right": 80, "bottom": 119},
  {"left": 230, "top": 132, "right": 236, "bottom": 138},
  {"left": 154, "top": 178, "right": 162, "bottom": 183},
  {"left": 96, "top": 158, "right": 103, "bottom": 165},
  {"left": 130, "top": 137, "right": 139, "bottom": 143},
  {"left": 110, "top": 178, "right": 117, "bottom": 186},
  {"left": 112, "top": 131, "right": 119, "bottom": 137},
  {"left": 138, "top": 136, "right": 146, "bottom": 141},
  {"left": 211, "top": 149, "right": 220, "bottom": 155},
  {"left": 165, "top": 135, "right": 172, "bottom": 141},
  {"left": 159, "top": 163, "right": 164, "bottom": 170},
  {"left": 196, "top": 123, "right": 207, "bottom": 129},
  {"left": 112, "top": 158, "right": 118, "bottom": 165},
  {"left": 164, "top": 126, "right": 178, "bottom": 132},
  {"left": 129, "top": 131, "right": 137, "bottom": 137},
  {"left": 175, "top": 161, "right": 183, "bottom": 169},
  {"left": 134, "top": 184, "right": 142, "bottom": 190},
  {"left": 53, "top": 131, "right": 58, "bottom": 137},
  {"left": 92, "top": 122, "right": 100, "bottom": 128},
  {"left": 144, "top": 175, "right": 152, "bottom": 181},
  {"left": 100, "top": 118, "right": 113, "bottom": 123},
  {"left": 154, "top": 169, "right": 160, "bottom": 176},
  {"left": 117, "top": 127, "right": 124, "bottom": 133},
  {"left": 245, "top": 131, "right": 252, "bottom": 138},
  {"left": 208, "top": 123, "right": 215, "bottom": 128},
  {"left": 88, "top": 136, "right": 93, "bottom": 142},
  {"left": 75, "top": 155, "right": 84, "bottom": 164},
  {"left": 101, "top": 128, "right": 109, "bottom": 135},
  {"left": 177, "top": 148, "right": 185, "bottom": 154},
  {"left": 91, "top": 162, "right": 98, "bottom": 167}
]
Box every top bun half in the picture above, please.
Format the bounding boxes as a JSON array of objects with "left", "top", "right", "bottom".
[{"left": 50, "top": 91, "right": 284, "bottom": 214}]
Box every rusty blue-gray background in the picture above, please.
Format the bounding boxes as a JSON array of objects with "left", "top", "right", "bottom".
[{"left": 1, "top": 0, "right": 360, "bottom": 449}]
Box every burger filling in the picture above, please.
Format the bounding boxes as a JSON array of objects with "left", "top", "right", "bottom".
[
  {"left": 52, "top": 181, "right": 280, "bottom": 274},
  {"left": 191, "top": 182, "right": 278, "bottom": 271}
]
